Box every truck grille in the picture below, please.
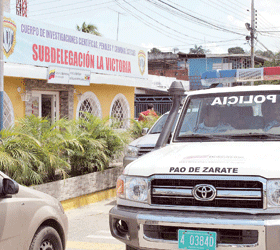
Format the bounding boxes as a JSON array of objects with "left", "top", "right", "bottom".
[
  {"left": 144, "top": 225, "right": 258, "bottom": 245},
  {"left": 138, "top": 147, "right": 154, "bottom": 157},
  {"left": 151, "top": 177, "right": 263, "bottom": 209}
]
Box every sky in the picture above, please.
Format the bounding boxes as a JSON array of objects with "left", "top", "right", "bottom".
[{"left": 8, "top": 0, "right": 280, "bottom": 55}]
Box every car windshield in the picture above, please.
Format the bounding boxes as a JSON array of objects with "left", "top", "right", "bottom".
[
  {"left": 150, "top": 113, "right": 179, "bottom": 134},
  {"left": 174, "top": 91, "right": 280, "bottom": 141}
]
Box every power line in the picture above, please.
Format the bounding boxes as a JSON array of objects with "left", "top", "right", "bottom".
[
  {"left": 28, "top": 0, "right": 99, "bottom": 13},
  {"left": 163, "top": 0, "right": 245, "bottom": 31},
  {"left": 227, "top": 0, "right": 249, "bottom": 9},
  {"left": 151, "top": 0, "right": 247, "bottom": 36},
  {"left": 28, "top": 0, "right": 116, "bottom": 17},
  {"left": 122, "top": 0, "right": 217, "bottom": 42},
  {"left": 147, "top": 0, "right": 242, "bottom": 35},
  {"left": 131, "top": 0, "right": 228, "bottom": 40},
  {"left": 115, "top": 1, "right": 189, "bottom": 44},
  {"left": 11, "top": 0, "right": 58, "bottom": 7},
  {"left": 235, "top": 0, "right": 250, "bottom": 8},
  {"left": 202, "top": 0, "right": 249, "bottom": 21}
]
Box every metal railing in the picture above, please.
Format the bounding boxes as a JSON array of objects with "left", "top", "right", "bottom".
[{"left": 134, "top": 96, "right": 173, "bottom": 119}]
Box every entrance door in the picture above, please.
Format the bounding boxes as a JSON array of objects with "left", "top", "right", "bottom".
[{"left": 31, "top": 91, "right": 59, "bottom": 123}]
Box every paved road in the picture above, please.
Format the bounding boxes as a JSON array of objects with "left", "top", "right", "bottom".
[{"left": 66, "top": 198, "right": 125, "bottom": 250}]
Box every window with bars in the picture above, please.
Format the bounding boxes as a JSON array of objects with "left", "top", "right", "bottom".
[
  {"left": 76, "top": 92, "right": 102, "bottom": 119},
  {"left": 3, "top": 92, "right": 14, "bottom": 129},
  {"left": 110, "top": 94, "right": 130, "bottom": 129}
]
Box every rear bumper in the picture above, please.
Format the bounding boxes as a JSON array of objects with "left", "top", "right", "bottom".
[{"left": 109, "top": 205, "right": 280, "bottom": 250}]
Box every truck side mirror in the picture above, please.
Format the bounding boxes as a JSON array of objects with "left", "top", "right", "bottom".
[
  {"left": 142, "top": 128, "right": 149, "bottom": 135},
  {"left": 167, "top": 133, "right": 173, "bottom": 144},
  {"left": 1, "top": 178, "right": 19, "bottom": 195}
]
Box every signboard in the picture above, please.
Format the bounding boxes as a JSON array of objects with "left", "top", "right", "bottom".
[
  {"left": 48, "top": 66, "right": 91, "bottom": 86},
  {"left": 3, "top": 12, "right": 148, "bottom": 80}
]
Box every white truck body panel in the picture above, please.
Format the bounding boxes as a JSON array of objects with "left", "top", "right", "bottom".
[{"left": 124, "top": 141, "right": 279, "bottom": 178}]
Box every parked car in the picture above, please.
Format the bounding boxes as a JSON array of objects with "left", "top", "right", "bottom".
[
  {"left": 123, "top": 111, "right": 179, "bottom": 167},
  {"left": 0, "top": 171, "right": 68, "bottom": 250}
]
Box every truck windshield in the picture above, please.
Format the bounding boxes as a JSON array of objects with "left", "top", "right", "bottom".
[
  {"left": 175, "top": 91, "right": 280, "bottom": 140},
  {"left": 150, "top": 113, "right": 179, "bottom": 134}
]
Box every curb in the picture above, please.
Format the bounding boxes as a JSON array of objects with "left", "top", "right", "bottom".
[{"left": 61, "top": 188, "right": 116, "bottom": 211}]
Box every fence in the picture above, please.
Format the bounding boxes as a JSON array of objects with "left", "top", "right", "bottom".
[{"left": 134, "top": 96, "right": 173, "bottom": 118}]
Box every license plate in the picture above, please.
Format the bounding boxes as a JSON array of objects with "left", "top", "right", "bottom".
[{"left": 178, "top": 230, "right": 217, "bottom": 250}]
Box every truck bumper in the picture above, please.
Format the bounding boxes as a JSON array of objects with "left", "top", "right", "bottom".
[{"left": 109, "top": 205, "right": 280, "bottom": 250}]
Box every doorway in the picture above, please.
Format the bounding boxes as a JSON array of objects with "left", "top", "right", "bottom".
[{"left": 31, "top": 91, "right": 59, "bottom": 123}]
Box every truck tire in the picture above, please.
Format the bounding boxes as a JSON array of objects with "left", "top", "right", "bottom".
[
  {"left": 126, "top": 245, "right": 138, "bottom": 250},
  {"left": 29, "top": 226, "right": 63, "bottom": 250}
]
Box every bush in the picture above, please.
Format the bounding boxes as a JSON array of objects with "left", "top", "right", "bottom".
[
  {"left": 0, "top": 116, "right": 74, "bottom": 185},
  {"left": 129, "top": 114, "right": 159, "bottom": 140},
  {"left": 66, "top": 113, "right": 129, "bottom": 176},
  {"left": 0, "top": 114, "right": 130, "bottom": 185}
]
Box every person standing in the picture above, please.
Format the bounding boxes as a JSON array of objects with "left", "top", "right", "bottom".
[{"left": 138, "top": 103, "right": 158, "bottom": 121}]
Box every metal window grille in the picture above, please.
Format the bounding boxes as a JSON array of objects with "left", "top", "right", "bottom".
[
  {"left": 78, "top": 92, "right": 102, "bottom": 119},
  {"left": 223, "top": 57, "right": 251, "bottom": 69},
  {"left": 111, "top": 100, "right": 124, "bottom": 128},
  {"left": 111, "top": 95, "right": 130, "bottom": 129},
  {"left": 3, "top": 92, "right": 14, "bottom": 129},
  {"left": 134, "top": 96, "right": 173, "bottom": 118}
]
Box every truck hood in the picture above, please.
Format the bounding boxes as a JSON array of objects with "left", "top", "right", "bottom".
[
  {"left": 129, "top": 133, "right": 160, "bottom": 147},
  {"left": 124, "top": 141, "right": 280, "bottom": 179}
]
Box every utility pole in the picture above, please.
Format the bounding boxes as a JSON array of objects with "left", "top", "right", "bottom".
[
  {"left": 245, "top": 0, "right": 256, "bottom": 85},
  {"left": 0, "top": 1, "right": 4, "bottom": 131},
  {"left": 109, "top": 9, "right": 125, "bottom": 41},
  {"left": 117, "top": 12, "right": 120, "bottom": 41},
  {"left": 116, "top": 11, "right": 126, "bottom": 41},
  {"left": 250, "top": 0, "right": 255, "bottom": 68}
]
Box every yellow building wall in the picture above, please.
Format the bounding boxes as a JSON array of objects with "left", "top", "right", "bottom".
[
  {"left": 3, "top": 77, "right": 135, "bottom": 123},
  {"left": 4, "top": 77, "right": 25, "bottom": 121},
  {"left": 73, "top": 84, "right": 135, "bottom": 119}
]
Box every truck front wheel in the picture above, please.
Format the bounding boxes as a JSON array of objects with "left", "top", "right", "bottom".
[
  {"left": 29, "top": 226, "right": 63, "bottom": 250},
  {"left": 126, "top": 245, "right": 138, "bottom": 250}
]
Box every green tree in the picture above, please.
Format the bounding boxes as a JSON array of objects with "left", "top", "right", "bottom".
[
  {"left": 228, "top": 47, "right": 245, "bottom": 54},
  {"left": 255, "top": 50, "right": 275, "bottom": 58},
  {"left": 76, "top": 22, "right": 101, "bottom": 36},
  {"left": 189, "top": 45, "right": 207, "bottom": 54},
  {"left": 150, "top": 47, "right": 162, "bottom": 54}
]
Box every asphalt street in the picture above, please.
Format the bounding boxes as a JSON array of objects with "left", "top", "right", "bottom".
[{"left": 66, "top": 197, "right": 125, "bottom": 250}]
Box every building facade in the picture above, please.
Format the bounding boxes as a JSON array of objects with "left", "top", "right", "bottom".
[
  {"left": 2, "top": 12, "right": 150, "bottom": 129},
  {"left": 148, "top": 52, "right": 189, "bottom": 81},
  {"left": 184, "top": 54, "right": 267, "bottom": 90}
]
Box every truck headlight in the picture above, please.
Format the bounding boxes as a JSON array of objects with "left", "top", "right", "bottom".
[
  {"left": 267, "top": 180, "right": 280, "bottom": 207},
  {"left": 116, "top": 175, "right": 148, "bottom": 203},
  {"left": 126, "top": 177, "right": 148, "bottom": 202},
  {"left": 126, "top": 146, "right": 139, "bottom": 158}
]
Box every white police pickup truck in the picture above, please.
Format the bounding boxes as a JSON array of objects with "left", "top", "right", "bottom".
[{"left": 110, "top": 83, "right": 280, "bottom": 250}]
